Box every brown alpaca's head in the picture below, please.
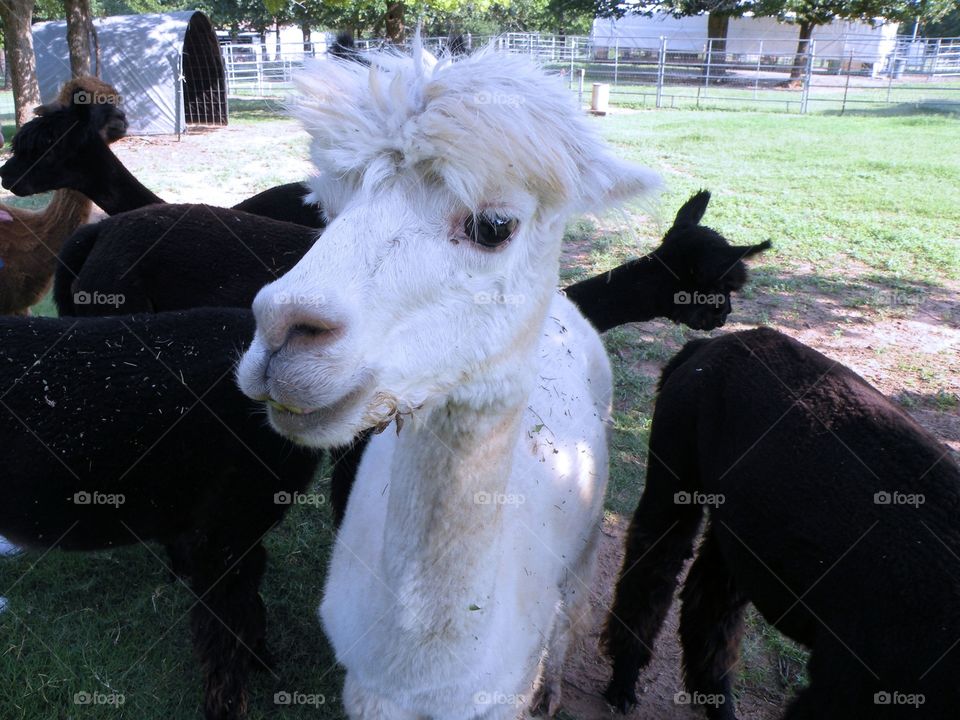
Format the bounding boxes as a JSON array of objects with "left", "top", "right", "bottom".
[{"left": 0, "top": 77, "right": 128, "bottom": 197}]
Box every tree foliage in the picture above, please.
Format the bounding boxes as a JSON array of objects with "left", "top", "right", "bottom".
[{"left": 922, "top": 2, "right": 960, "bottom": 35}]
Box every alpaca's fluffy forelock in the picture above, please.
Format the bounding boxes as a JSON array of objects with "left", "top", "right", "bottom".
[{"left": 294, "top": 45, "right": 635, "bottom": 212}]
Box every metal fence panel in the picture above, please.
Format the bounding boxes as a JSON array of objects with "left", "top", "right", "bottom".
[{"left": 220, "top": 33, "right": 960, "bottom": 116}]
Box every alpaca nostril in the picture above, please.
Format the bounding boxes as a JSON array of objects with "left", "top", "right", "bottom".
[
  {"left": 282, "top": 318, "right": 342, "bottom": 350},
  {"left": 289, "top": 322, "right": 335, "bottom": 341}
]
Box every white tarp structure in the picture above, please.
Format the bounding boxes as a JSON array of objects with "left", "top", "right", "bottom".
[
  {"left": 32, "top": 11, "right": 227, "bottom": 135},
  {"left": 592, "top": 13, "right": 900, "bottom": 67}
]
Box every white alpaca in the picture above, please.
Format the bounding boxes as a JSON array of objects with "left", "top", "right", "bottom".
[{"left": 237, "top": 44, "right": 658, "bottom": 719}]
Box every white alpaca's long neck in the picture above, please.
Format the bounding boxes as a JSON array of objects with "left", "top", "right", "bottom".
[
  {"left": 377, "top": 266, "right": 558, "bottom": 634},
  {"left": 380, "top": 379, "right": 529, "bottom": 632}
]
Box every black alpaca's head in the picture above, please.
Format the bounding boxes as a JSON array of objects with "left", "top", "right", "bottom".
[
  {"left": 0, "top": 95, "right": 127, "bottom": 197},
  {"left": 448, "top": 34, "right": 469, "bottom": 56},
  {"left": 328, "top": 32, "right": 367, "bottom": 64},
  {"left": 654, "top": 190, "right": 770, "bottom": 330}
]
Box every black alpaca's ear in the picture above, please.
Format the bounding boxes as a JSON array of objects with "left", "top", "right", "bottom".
[
  {"left": 33, "top": 102, "right": 62, "bottom": 117},
  {"left": 673, "top": 189, "right": 711, "bottom": 228}
]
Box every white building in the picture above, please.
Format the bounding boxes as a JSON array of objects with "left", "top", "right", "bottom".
[{"left": 592, "top": 13, "right": 900, "bottom": 70}]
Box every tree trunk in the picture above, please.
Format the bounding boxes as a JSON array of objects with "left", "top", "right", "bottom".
[
  {"left": 0, "top": 0, "right": 41, "bottom": 127},
  {"left": 275, "top": 18, "right": 282, "bottom": 60},
  {"left": 385, "top": 1, "right": 404, "bottom": 44},
  {"left": 790, "top": 20, "right": 814, "bottom": 81},
  {"left": 65, "top": 0, "right": 95, "bottom": 77},
  {"left": 705, "top": 13, "right": 730, "bottom": 79},
  {"left": 301, "top": 20, "right": 312, "bottom": 55}
]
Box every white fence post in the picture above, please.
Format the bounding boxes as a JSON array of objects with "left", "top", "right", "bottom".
[
  {"left": 614, "top": 38, "right": 619, "bottom": 85},
  {"left": 656, "top": 36, "right": 667, "bottom": 109},
  {"left": 800, "top": 40, "right": 815, "bottom": 114},
  {"left": 705, "top": 38, "right": 712, "bottom": 88},
  {"left": 886, "top": 40, "right": 899, "bottom": 102},
  {"left": 755, "top": 40, "right": 763, "bottom": 98}
]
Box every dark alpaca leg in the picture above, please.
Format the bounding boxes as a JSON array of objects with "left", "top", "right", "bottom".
[
  {"left": 781, "top": 639, "right": 872, "bottom": 720},
  {"left": 190, "top": 536, "right": 270, "bottom": 720},
  {"left": 328, "top": 429, "right": 372, "bottom": 528},
  {"left": 678, "top": 527, "right": 746, "bottom": 720},
  {"left": 602, "top": 455, "right": 704, "bottom": 712},
  {"left": 165, "top": 537, "right": 194, "bottom": 581}
]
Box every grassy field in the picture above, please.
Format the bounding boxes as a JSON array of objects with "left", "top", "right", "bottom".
[{"left": 0, "top": 102, "right": 958, "bottom": 719}]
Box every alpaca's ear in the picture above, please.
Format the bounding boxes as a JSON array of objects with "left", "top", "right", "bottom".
[
  {"left": 33, "top": 102, "right": 61, "bottom": 117},
  {"left": 578, "top": 154, "right": 660, "bottom": 212},
  {"left": 673, "top": 190, "right": 711, "bottom": 227}
]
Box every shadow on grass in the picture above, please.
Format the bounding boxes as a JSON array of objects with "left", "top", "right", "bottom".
[
  {"left": 821, "top": 100, "right": 960, "bottom": 118},
  {"left": 743, "top": 267, "right": 960, "bottom": 331}
]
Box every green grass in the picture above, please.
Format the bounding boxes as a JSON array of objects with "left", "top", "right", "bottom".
[
  {"left": 2, "top": 104, "right": 959, "bottom": 719},
  {"left": 593, "top": 110, "right": 960, "bottom": 281}
]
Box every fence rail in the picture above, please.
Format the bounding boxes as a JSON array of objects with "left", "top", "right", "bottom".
[{"left": 221, "top": 33, "right": 960, "bottom": 116}]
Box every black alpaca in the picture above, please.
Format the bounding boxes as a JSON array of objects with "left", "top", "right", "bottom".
[
  {"left": 53, "top": 203, "right": 317, "bottom": 315},
  {"left": 603, "top": 328, "right": 960, "bottom": 719},
  {"left": 327, "top": 31, "right": 365, "bottom": 63},
  {"left": 0, "top": 309, "right": 321, "bottom": 720},
  {"left": 0, "top": 98, "right": 325, "bottom": 228},
  {"left": 565, "top": 191, "right": 770, "bottom": 331}
]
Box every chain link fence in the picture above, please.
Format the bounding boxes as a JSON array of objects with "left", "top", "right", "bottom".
[{"left": 221, "top": 32, "right": 960, "bottom": 116}]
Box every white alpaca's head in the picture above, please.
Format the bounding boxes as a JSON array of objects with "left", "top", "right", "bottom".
[{"left": 237, "top": 45, "right": 658, "bottom": 447}]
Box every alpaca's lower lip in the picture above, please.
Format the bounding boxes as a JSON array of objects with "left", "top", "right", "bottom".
[{"left": 264, "top": 384, "right": 370, "bottom": 438}]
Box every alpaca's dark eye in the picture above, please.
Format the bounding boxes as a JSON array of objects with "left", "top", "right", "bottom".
[{"left": 465, "top": 213, "right": 517, "bottom": 249}]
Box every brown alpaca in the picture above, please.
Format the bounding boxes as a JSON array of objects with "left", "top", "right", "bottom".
[
  {"left": 0, "top": 190, "right": 93, "bottom": 314},
  {"left": 0, "top": 76, "right": 123, "bottom": 315}
]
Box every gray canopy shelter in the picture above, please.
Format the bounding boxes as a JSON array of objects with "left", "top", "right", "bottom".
[{"left": 33, "top": 11, "right": 227, "bottom": 135}]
